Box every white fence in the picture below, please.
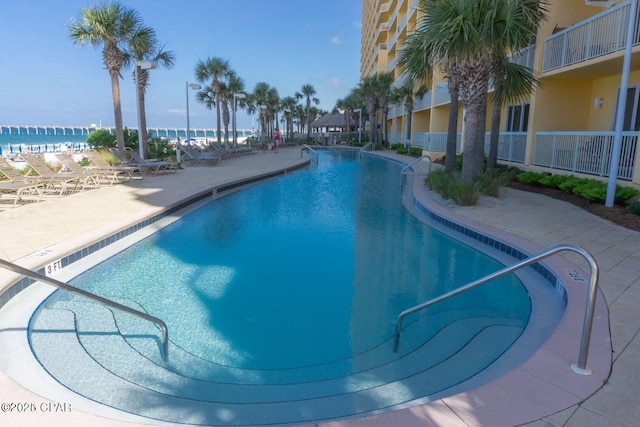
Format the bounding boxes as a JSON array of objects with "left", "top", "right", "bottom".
[{"left": 533, "top": 131, "right": 637, "bottom": 180}]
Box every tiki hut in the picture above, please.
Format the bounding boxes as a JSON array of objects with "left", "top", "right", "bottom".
[{"left": 310, "top": 112, "right": 356, "bottom": 133}]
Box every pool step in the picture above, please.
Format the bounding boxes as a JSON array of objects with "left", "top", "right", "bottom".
[{"left": 30, "top": 300, "right": 524, "bottom": 425}]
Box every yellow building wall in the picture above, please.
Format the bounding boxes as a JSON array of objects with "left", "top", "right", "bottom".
[
  {"left": 430, "top": 105, "right": 463, "bottom": 133},
  {"left": 531, "top": 79, "right": 593, "bottom": 131},
  {"left": 589, "top": 70, "right": 640, "bottom": 130},
  {"left": 413, "top": 110, "right": 430, "bottom": 132}
]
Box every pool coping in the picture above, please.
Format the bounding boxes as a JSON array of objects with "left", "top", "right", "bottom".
[{"left": 0, "top": 148, "right": 612, "bottom": 427}]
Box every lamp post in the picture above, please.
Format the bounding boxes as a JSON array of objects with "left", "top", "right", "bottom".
[
  {"left": 183, "top": 82, "right": 201, "bottom": 162},
  {"left": 606, "top": 0, "right": 638, "bottom": 207},
  {"left": 135, "top": 60, "right": 156, "bottom": 160},
  {"left": 232, "top": 93, "right": 246, "bottom": 147}
]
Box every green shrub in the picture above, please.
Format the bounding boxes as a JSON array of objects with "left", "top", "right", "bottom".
[
  {"left": 626, "top": 201, "right": 640, "bottom": 216},
  {"left": 409, "top": 147, "right": 422, "bottom": 157},
  {"left": 438, "top": 154, "right": 464, "bottom": 170},
  {"left": 539, "top": 174, "right": 570, "bottom": 189},
  {"left": 571, "top": 179, "right": 606, "bottom": 202},
  {"left": 425, "top": 170, "right": 454, "bottom": 199},
  {"left": 86, "top": 129, "right": 116, "bottom": 148},
  {"left": 391, "top": 143, "right": 403, "bottom": 150},
  {"left": 475, "top": 168, "right": 515, "bottom": 197},
  {"left": 616, "top": 186, "right": 640, "bottom": 204},
  {"left": 451, "top": 179, "right": 481, "bottom": 206},
  {"left": 425, "top": 170, "right": 481, "bottom": 205},
  {"left": 517, "top": 171, "right": 546, "bottom": 185},
  {"left": 148, "top": 137, "right": 174, "bottom": 160},
  {"left": 395, "top": 146, "right": 409, "bottom": 154},
  {"left": 557, "top": 175, "right": 582, "bottom": 192}
]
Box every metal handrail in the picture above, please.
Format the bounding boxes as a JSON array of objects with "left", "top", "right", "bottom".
[
  {"left": 0, "top": 258, "right": 169, "bottom": 362},
  {"left": 361, "top": 142, "right": 374, "bottom": 151},
  {"left": 300, "top": 144, "right": 318, "bottom": 163},
  {"left": 400, "top": 154, "right": 432, "bottom": 184},
  {"left": 392, "top": 244, "right": 599, "bottom": 376}
]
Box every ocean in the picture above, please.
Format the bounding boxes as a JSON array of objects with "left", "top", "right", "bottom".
[{"left": 0, "top": 126, "right": 256, "bottom": 155}]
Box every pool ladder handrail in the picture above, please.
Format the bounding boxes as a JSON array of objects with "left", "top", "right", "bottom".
[
  {"left": 361, "top": 142, "right": 374, "bottom": 151},
  {"left": 393, "top": 244, "right": 599, "bottom": 376},
  {"left": 400, "top": 154, "right": 432, "bottom": 186},
  {"left": 0, "top": 258, "right": 169, "bottom": 362},
  {"left": 300, "top": 144, "right": 318, "bottom": 163}
]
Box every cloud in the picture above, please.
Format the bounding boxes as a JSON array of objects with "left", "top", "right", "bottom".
[
  {"left": 168, "top": 108, "right": 186, "bottom": 116},
  {"left": 327, "top": 78, "right": 341, "bottom": 89},
  {"left": 330, "top": 36, "right": 343, "bottom": 45}
]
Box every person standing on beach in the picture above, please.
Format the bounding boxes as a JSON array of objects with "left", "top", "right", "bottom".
[{"left": 273, "top": 128, "right": 281, "bottom": 153}]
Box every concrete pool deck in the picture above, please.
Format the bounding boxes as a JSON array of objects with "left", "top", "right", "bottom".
[{"left": 0, "top": 146, "right": 638, "bottom": 426}]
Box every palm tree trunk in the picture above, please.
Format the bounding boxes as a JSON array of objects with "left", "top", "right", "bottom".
[
  {"left": 214, "top": 81, "right": 222, "bottom": 147},
  {"left": 474, "top": 92, "right": 488, "bottom": 175},
  {"left": 367, "top": 104, "right": 376, "bottom": 143},
  {"left": 460, "top": 58, "right": 491, "bottom": 181},
  {"left": 306, "top": 100, "right": 311, "bottom": 139},
  {"left": 445, "top": 78, "right": 459, "bottom": 173},
  {"left": 488, "top": 94, "right": 501, "bottom": 169},
  {"left": 110, "top": 70, "right": 125, "bottom": 152},
  {"left": 461, "top": 106, "right": 480, "bottom": 182}
]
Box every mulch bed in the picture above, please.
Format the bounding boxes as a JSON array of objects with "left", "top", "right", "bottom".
[{"left": 508, "top": 181, "right": 640, "bottom": 232}]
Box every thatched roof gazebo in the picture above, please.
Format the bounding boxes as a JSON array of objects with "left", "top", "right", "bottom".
[{"left": 310, "top": 112, "right": 356, "bottom": 132}]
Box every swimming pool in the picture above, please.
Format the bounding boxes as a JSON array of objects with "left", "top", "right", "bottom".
[{"left": 27, "top": 150, "right": 551, "bottom": 425}]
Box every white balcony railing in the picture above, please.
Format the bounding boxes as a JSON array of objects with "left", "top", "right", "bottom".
[
  {"left": 410, "top": 132, "right": 462, "bottom": 152},
  {"left": 433, "top": 84, "right": 450, "bottom": 105},
  {"left": 533, "top": 131, "right": 637, "bottom": 180},
  {"left": 543, "top": 0, "right": 639, "bottom": 72},
  {"left": 414, "top": 91, "right": 432, "bottom": 111},
  {"left": 380, "top": 2, "right": 390, "bottom": 13},
  {"left": 483, "top": 132, "right": 527, "bottom": 163},
  {"left": 510, "top": 44, "right": 536, "bottom": 69}
]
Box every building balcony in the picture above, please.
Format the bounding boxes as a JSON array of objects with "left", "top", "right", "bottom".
[
  {"left": 542, "top": 0, "right": 639, "bottom": 73},
  {"left": 510, "top": 44, "right": 536, "bottom": 69}
]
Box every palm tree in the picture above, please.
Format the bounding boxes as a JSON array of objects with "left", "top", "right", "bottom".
[
  {"left": 336, "top": 91, "right": 363, "bottom": 140},
  {"left": 406, "top": 0, "right": 547, "bottom": 181},
  {"left": 358, "top": 75, "right": 379, "bottom": 144},
  {"left": 264, "top": 87, "right": 280, "bottom": 138},
  {"left": 195, "top": 57, "right": 231, "bottom": 147},
  {"left": 375, "top": 72, "right": 394, "bottom": 147},
  {"left": 251, "top": 82, "right": 274, "bottom": 140},
  {"left": 390, "top": 76, "right": 428, "bottom": 146},
  {"left": 131, "top": 32, "right": 176, "bottom": 158},
  {"left": 68, "top": 2, "right": 146, "bottom": 151},
  {"left": 280, "top": 96, "right": 297, "bottom": 143},
  {"left": 227, "top": 73, "right": 246, "bottom": 147},
  {"left": 486, "top": 57, "right": 540, "bottom": 169},
  {"left": 296, "top": 84, "right": 319, "bottom": 139},
  {"left": 399, "top": 22, "right": 460, "bottom": 172},
  {"left": 219, "top": 81, "right": 232, "bottom": 147},
  {"left": 293, "top": 105, "right": 306, "bottom": 133}
]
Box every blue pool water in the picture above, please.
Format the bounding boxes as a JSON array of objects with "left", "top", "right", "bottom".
[{"left": 29, "top": 150, "right": 533, "bottom": 425}]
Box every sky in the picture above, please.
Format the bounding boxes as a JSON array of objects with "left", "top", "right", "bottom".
[{"left": 0, "top": 0, "right": 362, "bottom": 130}]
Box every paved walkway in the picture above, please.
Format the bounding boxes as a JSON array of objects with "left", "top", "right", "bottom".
[{"left": 0, "top": 146, "right": 639, "bottom": 426}]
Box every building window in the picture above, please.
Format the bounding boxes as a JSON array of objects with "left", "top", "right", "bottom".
[{"left": 506, "top": 103, "right": 530, "bottom": 132}]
